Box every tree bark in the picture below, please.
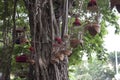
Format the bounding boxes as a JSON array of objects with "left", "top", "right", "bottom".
[{"left": 24, "top": 0, "right": 70, "bottom": 80}]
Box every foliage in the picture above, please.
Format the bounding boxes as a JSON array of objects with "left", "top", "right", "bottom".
[{"left": 69, "top": 54, "right": 115, "bottom": 80}]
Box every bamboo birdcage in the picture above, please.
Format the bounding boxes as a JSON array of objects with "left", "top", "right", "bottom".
[
  {"left": 15, "top": 27, "right": 28, "bottom": 44},
  {"left": 70, "top": 17, "right": 83, "bottom": 48}
]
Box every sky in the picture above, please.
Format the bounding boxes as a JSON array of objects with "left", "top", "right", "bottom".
[{"left": 104, "top": 27, "right": 120, "bottom": 52}]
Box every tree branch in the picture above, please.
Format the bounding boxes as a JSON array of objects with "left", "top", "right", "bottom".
[
  {"left": 23, "top": 0, "right": 29, "bottom": 9},
  {"left": 12, "top": 0, "right": 18, "bottom": 46},
  {"left": 50, "top": 0, "right": 59, "bottom": 36},
  {"left": 61, "top": 0, "right": 68, "bottom": 38}
]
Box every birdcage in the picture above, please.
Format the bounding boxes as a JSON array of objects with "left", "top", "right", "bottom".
[
  {"left": 87, "top": 0, "right": 98, "bottom": 12},
  {"left": 85, "top": 22, "right": 100, "bottom": 36},
  {"left": 70, "top": 17, "right": 83, "bottom": 48},
  {"left": 15, "top": 27, "right": 28, "bottom": 44},
  {"left": 15, "top": 54, "right": 28, "bottom": 63}
]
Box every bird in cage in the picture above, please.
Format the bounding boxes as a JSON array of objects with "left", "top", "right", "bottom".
[{"left": 87, "top": 0, "right": 98, "bottom": 11}]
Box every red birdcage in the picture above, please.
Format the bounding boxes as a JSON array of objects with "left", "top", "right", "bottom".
[{"left": 16, "top": 54, "right": 28, "bottom": 63}]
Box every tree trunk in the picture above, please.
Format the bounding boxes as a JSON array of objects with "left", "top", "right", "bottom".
[
  {"left": 0, "top": 0, "right": 15, "bottom": 80},
  {"left": 24, "top": 0, "right": 70, "bottom": 80},
  {"left": 1, "top": 47, "right": 13, "bottom": 80},
  {"left": 0, "top": 0, "right": 11, "bottom": 79}
]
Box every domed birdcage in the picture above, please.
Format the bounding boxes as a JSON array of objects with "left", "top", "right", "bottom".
[
  {"left": 70, "top": 17, "right": 83, "bottom": 48},
  {"left": 85, "top": 22, "right": 100, "bottom": 36},
  {"left": 15, "top": 27, "right": 29, "bottom": 44}
]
